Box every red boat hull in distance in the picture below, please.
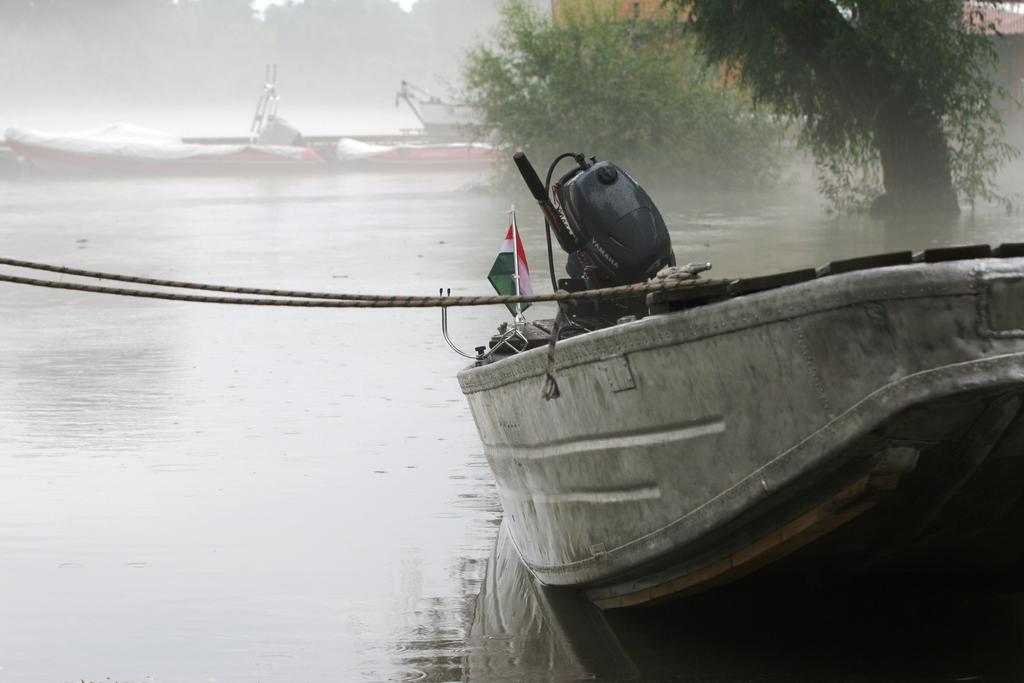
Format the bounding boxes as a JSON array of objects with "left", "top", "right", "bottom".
[{"left": 372, "top": 145, "right": 497, "bottom": 164}]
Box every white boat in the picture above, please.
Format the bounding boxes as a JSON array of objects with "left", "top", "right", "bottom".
[{"left": 5, "top": 123, "right": 324, "bottom": 175}]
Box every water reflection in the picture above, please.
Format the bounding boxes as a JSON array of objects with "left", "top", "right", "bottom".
[
  {"left": 466, "top": 522, "right": 637, "bottom": 682},
  {"left": 465, "top": 523, "right": 1024, "bottom": 681}
]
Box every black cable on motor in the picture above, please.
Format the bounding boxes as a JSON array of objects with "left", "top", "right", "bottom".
[{"left": 543, "top": 152, "right": 581, "bottom": 293}]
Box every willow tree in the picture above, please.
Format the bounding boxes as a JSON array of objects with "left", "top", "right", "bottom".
[{"left": 680, "top": 0, "right": 1016, "bottom": 215}]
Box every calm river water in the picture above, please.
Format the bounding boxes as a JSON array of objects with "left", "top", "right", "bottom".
[{"left": 1, "top": 164, "right": 1023, "bottom": 682}]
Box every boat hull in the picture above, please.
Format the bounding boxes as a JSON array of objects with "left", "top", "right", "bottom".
[
  {"left": 333, "top": 140, "right": 498, "bottom": 171},
  {"left": 458, "top": 256, "right": 1024, "bottom": 606},
  {"left": 7, "top": 139, "right": 325, "bottom": 176},
  {"left": 363, "top": 144, "right": 495, "bottom": 164}
]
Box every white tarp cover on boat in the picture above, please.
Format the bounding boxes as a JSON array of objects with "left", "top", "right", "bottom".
[
  {"left": 5, "top": 123, "right": 311, "bottom": 160},
  {"left": 335, "top": 137, "right": 395, "bottom": 161}
]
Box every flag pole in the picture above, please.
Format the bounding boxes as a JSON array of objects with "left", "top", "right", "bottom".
[{"left": 510, "top": 204, "right": 525, "bottom": 328}]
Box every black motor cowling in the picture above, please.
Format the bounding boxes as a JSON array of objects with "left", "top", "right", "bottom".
[
  {"left": 553, "top": 160, "right": 674, "bottom": 287},
  {"left": 512, "top": 151, "right": 674, "bottom": 291}
]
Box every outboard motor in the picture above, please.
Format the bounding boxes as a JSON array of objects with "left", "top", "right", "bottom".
[{"left": 513, "top": 151, "right": 675, "bottom": 320}]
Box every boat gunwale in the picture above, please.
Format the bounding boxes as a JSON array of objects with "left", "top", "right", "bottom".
[{"left": 457, "top": 257, "right": 1014, "bottom": 395}]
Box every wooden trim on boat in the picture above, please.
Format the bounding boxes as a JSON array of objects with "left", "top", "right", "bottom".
[{"left": 592, "top": 474, "right": 898, "bottom": 609}]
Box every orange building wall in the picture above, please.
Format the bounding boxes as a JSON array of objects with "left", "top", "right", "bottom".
[{"left": 551, "top": 0, "right": 673, "bottom": 21}]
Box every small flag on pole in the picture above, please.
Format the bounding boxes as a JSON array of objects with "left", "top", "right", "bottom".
[{"left": 488, "top": 210, "right": 533, "bottom": 317}]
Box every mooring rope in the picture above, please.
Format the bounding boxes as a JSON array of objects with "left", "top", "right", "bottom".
[
  {"left": 0, "top": 256, "right": 410, "bottom": 301},
  {"left": 0, "top": 258, "right": 713, "bottom": 309}
]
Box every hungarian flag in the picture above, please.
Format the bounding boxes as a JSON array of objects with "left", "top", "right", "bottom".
[{"left": 488, "top": 222, "right": 533, "bottom": 316}]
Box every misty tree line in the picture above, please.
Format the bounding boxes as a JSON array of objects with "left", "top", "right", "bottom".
[
  {"left": 463, "top": 0, "right": 1015, "bottom": 212},
  {"left": 0, "top": 0, "right": 500, "bottom": 106}
]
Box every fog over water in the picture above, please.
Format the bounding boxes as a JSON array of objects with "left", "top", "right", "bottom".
[{"left": 0, "top": 0, "right": 500, "bottom": 136}]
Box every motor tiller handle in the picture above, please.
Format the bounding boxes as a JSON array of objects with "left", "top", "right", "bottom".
[
  {"left": 513, "top": 151, "right": 548, "bottom": 203},
  {"left": 513, "top": 151, "right": 580, "bottom": 254}
]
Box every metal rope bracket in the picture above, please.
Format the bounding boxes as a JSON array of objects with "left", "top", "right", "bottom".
[{"left": 440, "top": 288, "right": 529, "bottom": 361}]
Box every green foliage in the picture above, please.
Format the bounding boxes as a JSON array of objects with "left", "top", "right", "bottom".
[
  {"left": 682, "top": 0, "right": 1018, "bottom": 211},
  {"left": 462, "top": 0, "right": 783, "bottom": 189},
  {"left": 812, "top": 136, "right": 883, "bottom": 213}
]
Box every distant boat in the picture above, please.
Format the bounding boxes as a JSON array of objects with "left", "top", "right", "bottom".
[
  {"left": 342, "top": 81, "right": 498, "bottom": 170},
  {"left": 334, "top": 136, "right": 498, "bottom": 169},
  {"left": 5, "top": 123, "right": 324, "bottom": 175},
  {"left": 5, "top": 64, "right": 324, "bottom": 176},
  {"left": 395, "top": 80, "right": 485, "bottom": 141}
]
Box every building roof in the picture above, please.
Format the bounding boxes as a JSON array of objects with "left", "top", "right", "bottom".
[{"left": 967, "top": 2, "right": 1024, "bottom": 35}]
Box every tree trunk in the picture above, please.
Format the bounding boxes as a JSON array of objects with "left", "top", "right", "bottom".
[{"left": 871, "top": 96, "right": 960, "bottom": 217}]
